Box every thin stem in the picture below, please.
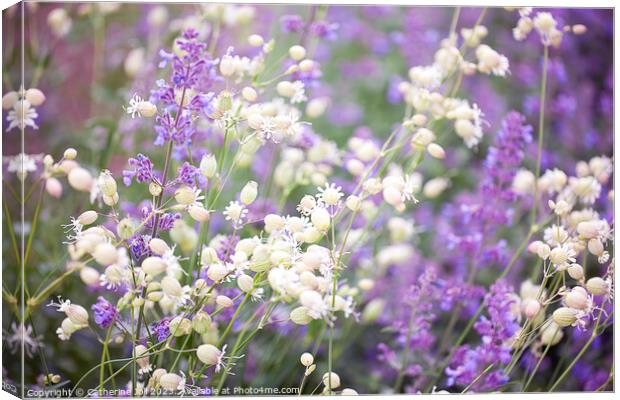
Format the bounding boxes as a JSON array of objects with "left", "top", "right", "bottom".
[{"left": 530, "top": 44, "right": 549, "bottom": 225}]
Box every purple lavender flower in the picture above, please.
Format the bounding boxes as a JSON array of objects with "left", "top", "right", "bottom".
[
  {"left": 174, "top": 162, "right": 204, "bottom": 187},
  {"left": 445, "top": 280, "right": 519, "bottom": 391},
  {"left": 150, "top": 317, "right": 172, "bottom": 342},
  {"left": 141, "top": 205, "right": 180, "bottom": 231},
  {"left": 310, "top": 20, "right": 339, "bottom": 41},
  {"left": 123, "top": 154, "right": 156, "bottom": 186},
  {"left": 439, "top": 112, "right": 532, "bottom": 270},
  {"left": 91, "top": 297, "right": 118, "bottom": 328},
  {"left": 154, "top": 111, "right": 194, "bottom": 147},
  {"left": 280, "top": 14, "right": 304, "bottom": 33},
  {"left": 129, "top": 234, "right": 152, "bottom": 263}
]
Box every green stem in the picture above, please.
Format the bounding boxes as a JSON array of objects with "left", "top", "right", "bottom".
[{"left": 530, "top": 44, "right": 549, "bottom": 225}]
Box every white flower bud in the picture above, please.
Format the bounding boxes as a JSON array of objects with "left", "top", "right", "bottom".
[
  {"left": 93, "top": 242, "right": 118, "bottom": 266},
  {"left": 306, "top": 97, "right": 328, "bottom": 118},
  {"left": 102, "top": 193, "right": 119, "bottom": 207},
  {"left": 411, "top": 128, "right": 436, "bottom": 150},
  {"left": 358, "top": 278, "right": 374, "bottom": 291},
  {"left": 79, "top": 266, "right": 100, "bottom": 286},
  {"left": 454, "top": 119, "right": 475, "bottom": 141},
  {"left": 290, "top": 306, "right": 313, "bottom": 325},
  {"left": 276, "top": 81, "right": 295, "bottom": 97},
  {"left": 149, "top": 238, "right": 170, "bottom": 256},
  {"left": 427, "top": 143, "right": 446, "bottom": 159},
  {"left": 201, "top": 247, "right": 219, "bottom": 265},
  {"left": 169, "top": 316, "right": 192, "bottom": 336},
  {"left": 541, "top": 321, "right": 564, "bottom": 346},
  {"left": 161, "top": 276, "right": 183, "bottom": 298},
  {"left": 241, "top": 86, "right": 257, "bottom": 102},
  {"left": 98, "top": 171, "right": 117, "bottom": 197},
  {"left": 124, "top": 47, "right": 145, "bottom": 78},
  {"left": 143, "top": 183, "right": 160, "bottom": 199},
  {"left": 135, "top": 344, "right": 150, "bottom": 371},
  {"left": 564, "top": 287, "right": 589, "bottom": 310},
  {"left": 237, "top": 274, "right": 254, "bottom": 292},
  {"left": 174, "top": 186, "right": 196, "bottom": 205},
  {"left": 322, "top": 372, "right": 341, "bottom": 389},
  {"left": 192, "top": 311, "right": 212, "bottom": 334},
  {"left": 572, "top": 24, "right": 587, "bottom": 35},
  {"left": 159, "top": 373, "right": 182, "bottom": 391},
  {"left": 513, "top": 169, "right": 535, "bottom": 195},
  {"left": 46, "top": 178, "right": 63, "bottom": 198},
  {"left": 345, "top": 195, "right": 361, "bottom": 212},
  {"left": 60, "top": 318, "right": 78, "bottom": 336},
  {"left": 207, "top": 264, "right": 228, "bottom": 282},
  {"left": 240, "top": 181, "right": 258, "bottom": 205},
  {"left": 299, "top": 59, "right": 314, "bottom": 72},
  {"left": 65, "top": 304, "right": 89, "bottom": 326},
  {"left": 219, "top": 55, "right": 236, "bottom": 77},
  {"left": 188, "top": 205, "right": 210, "bottom": 222},
  {"left": 137, "top": 101, "right": 157, "bottom": 117},
  {"left": 587, "top": 238, "right": 604, "bottom": 257},
  {"left": 78, "top": 210, "right": 98, "bottom": 225},
  {"left": 300, "top": 352, "right": 314, "bottom": 367},
  {"left": 115, "top": 218, "right": 134, "bottom": 240},
  {"left": 68, "top": 167, "right": 93, "bottom": 192},
  {"left": 289, "top": 45, "right": 306, "bottom": 61},
  {"left": 248, "top": 34, "right": 264, "bottom": 47},
  {"left": 523, "top": 299, "right": 541, "bottom": 320},
  {"left": 142, "top": 256, "right": 167, "bottom": 276},
  {"left": 311, "top": 207, "right": 330, "bottom": 231},
  {"left": 264, "top": 214, "right": 285, "bottom": 233},
  {"left": 299, "top": 290, "right": 323, "bottom": 309},
  {"left": 552, "top": 307, "right": 577, "bottom": 327},
  {"left": 196, "top": 344, "right": 221, "bottom": 365},
  {"left": 200, "top": 154, "right": 217, "bottom": 178},
  {"left": 147, "top": 6, "right": 168, "bottom": 28},
  {"left": 2, "top": 91, "right": 19, "bottom": 110},
  {"left": 383, "top": 186, "right": 402, "bottom": 207},
  {"left": 63, "top": 147, "right": 77, "bottom": 160},
  {"left": 576, "top": 220, "right": 604, "bottom": 240},
  {"left": 423, "top": 177, "right": 449, "bottom": 198},
  {"left": 567, "top": 263, "right": 584, "bottom": 281},
  {"left": 586, "top": 277, "right": 609, "bottom": 296},
  {"left": 216, "top": 295, "right": 234, "bottom": 308}
]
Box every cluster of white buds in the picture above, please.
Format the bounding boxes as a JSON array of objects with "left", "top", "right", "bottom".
[
  {"left": 398, "top": 18, "right": 512, "bottom": 150},
  {"left": 552, "top": 282, "right": 602, "bottom": 330},
  {"left": 98, "top": 170, "right": 119, "bottom": 206},
  {"left": 300, "top": 352, "right": 316, "bottom": 377},
  {"left": 518, "top": 280, "right": 546, "bottom": 323},
  {"left": 243, "top": 102, "right": 305, "bottom": 144},
  {"left": 381, "top": 173, "right": 420, "bottom": 212},
  {"left": 3, "top": 85, "right": 45, "bottom": 131},
  {"left": 475, "top": 44, "right": 510, "bottom": 77},
  {"left": 48, "top": 298, "right": 89, "bottom": 341},
  {"left": 512, "top": 9, "right": 586, "bottom": 47}
]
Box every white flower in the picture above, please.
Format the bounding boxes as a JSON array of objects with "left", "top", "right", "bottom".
[
  {"left": 125, "top": 94, "right": 157, "bottom": 118},
  {"left": 7, "top": 99, "right": 39, "bottom": 131},
  {"left": 549, "top": 244, "right": 577, "bottom": 271},
  {"left": 4, "top": 152, "right": 42, "bottom": 180},
  {"left": 4, "top": 323, "right": 43, "bottom": 357},
  {"left": 317, "top": 183, "right": 343, "bottom": 206},
  {"left": 543, "top": 225, "right": 569, "bottom": 247},
  {"left": 402, "top": 174, "right": 421, "bottom": 203},
  {"left": 569, "top": 176, "right": 601, "bottom": 204},
  {"left": 223, "top": 201, "right": 248, "bottom": 228},
  {"left": 475, "top": 44, "right": 510, "bottom": 77}
]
